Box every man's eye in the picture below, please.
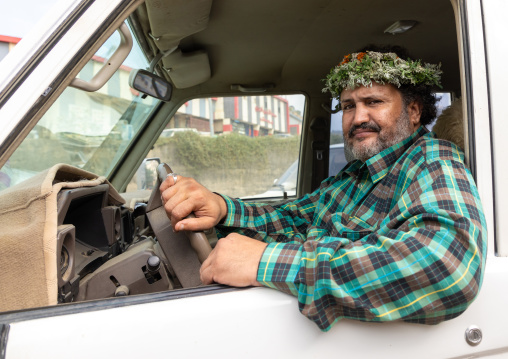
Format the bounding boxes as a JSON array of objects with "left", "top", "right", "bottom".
[
  {"left": 342, "top": 104, "right": 354, "bottom": 110},
  {"left": 368, "top": 100, "right": 382, "bottom": 105}
]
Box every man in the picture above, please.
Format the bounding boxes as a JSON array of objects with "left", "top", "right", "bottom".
[{"left": 160, "top": 48, "right": 487, "bottom": 331}]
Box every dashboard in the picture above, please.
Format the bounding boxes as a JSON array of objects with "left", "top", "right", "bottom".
[{"left": 56, "top": 183, "right": 180, "bottom": 303}]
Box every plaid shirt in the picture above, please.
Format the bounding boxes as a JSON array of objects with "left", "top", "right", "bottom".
[{"left": 216, "top": 126, "right": 487, "bottom": 331}]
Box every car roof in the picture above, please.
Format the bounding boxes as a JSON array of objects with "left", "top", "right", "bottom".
[{"left": 132, "top": 0, "right": 459, "bottom": 99}]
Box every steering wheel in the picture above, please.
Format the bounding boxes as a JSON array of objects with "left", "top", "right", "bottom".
[
  {"left": 144, "top": 163, "right": 212, "bottom": 287},
  {"left": 156, "top": 163, "right": 212, "bottom": 263}
]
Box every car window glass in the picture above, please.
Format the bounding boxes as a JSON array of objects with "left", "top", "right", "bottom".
[
  {"left": 329, "top": 99, "right": 347, "bottom": 177},
  {"left": 0, "top": 24, "right": 159, "bottom": 191},
  {"left": 127, "top": 95, "right": 305, "bottom": 199},
  {"left": 427, "top": 92, "right": 452, "bottom": 131}
]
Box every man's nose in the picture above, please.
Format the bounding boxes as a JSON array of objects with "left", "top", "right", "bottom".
[{"left": 352, "top": 104, "right": 369, "bottom": 125}]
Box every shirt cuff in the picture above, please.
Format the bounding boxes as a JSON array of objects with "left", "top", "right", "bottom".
[
  {"left": 256, "top": 242, "right": 303, "bottom": 297},
  {"left": 215, "top": 193, "right": 244, "bottom": 227}
]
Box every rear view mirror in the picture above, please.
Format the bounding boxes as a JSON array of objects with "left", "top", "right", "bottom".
[{"left": 128, "top": 69, "right": 173, "bottom": 101}]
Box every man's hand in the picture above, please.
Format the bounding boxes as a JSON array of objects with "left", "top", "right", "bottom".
[
  {"left": 200, "top": 233, "right": 268, "bottom": 287},
  {"left": 160, "top": 175, "right": 227, "bottom": 232}
]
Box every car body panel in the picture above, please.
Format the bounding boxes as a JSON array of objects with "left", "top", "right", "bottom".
[
  {"left": 459, "top": 0, "right": 496, "bottom": 258},
  {"left": 482, "top": 0, "right": 508, "bottom": 256},
  {"left": 4, "top": 273, "right": 508, "bottom": 359}
]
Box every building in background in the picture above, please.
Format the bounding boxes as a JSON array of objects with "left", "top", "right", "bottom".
[
  {"left": 1, "top": 36, "right": 301, "bottom": 138},
  {"left": 174, "top": 95, "right": 302, "bottom": 137},
  {"left": 288, "top": 106, "right": 303, "bottom": 136},
  {"left": 0, "top": 35, "right": 21, "bottom": 61}
]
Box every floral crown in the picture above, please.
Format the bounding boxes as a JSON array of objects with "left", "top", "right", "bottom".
[{"left": 322, "top": 51, "right": 442, "bottom": 99}]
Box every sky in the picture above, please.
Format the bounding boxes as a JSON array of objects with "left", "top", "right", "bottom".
[{"left": 0, "top": 0, "right": 60, "bottom": 38}]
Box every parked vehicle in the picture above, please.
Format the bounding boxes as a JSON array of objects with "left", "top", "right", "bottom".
[
  {"left": 328, "top": 143, "right": 348, "bottom": 177},
  {"left": 160, "top": 128, "right": 199, "bottom": 138},
  {"left": 0, "top": 0, "right": 505, "bottom": 358},
  {"left": 251, "top": 143, "right": 347, "bottom": 199}
]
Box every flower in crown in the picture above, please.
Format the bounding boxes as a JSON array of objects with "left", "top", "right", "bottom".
[{"left": 322, "top": 51, "right": 442, "bottom": 99}]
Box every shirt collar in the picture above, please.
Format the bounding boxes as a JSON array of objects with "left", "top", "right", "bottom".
[{"left": 343, "top": 126, "right": 429, "bottom": 183}]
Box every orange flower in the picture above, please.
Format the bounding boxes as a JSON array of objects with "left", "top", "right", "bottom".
[{"left": 339, "top": 54, "right": 351, "bottom": 66}]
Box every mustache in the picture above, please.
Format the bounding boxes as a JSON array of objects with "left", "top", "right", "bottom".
[{"left": 347, "top": 122, "right": 381, "bottom": 139}]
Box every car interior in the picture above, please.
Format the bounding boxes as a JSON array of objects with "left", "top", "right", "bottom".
[{"left": 0, "top": 0, "right": 467, "bottom": 313}]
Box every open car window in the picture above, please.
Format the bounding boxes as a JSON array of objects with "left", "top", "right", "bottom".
[{"left": 126, "top": 95, "right": 305, "bottom": 200}]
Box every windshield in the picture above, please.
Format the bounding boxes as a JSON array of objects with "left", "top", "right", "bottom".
[{"left": 0, "top": 24, "right": 159, "bottom": 191}]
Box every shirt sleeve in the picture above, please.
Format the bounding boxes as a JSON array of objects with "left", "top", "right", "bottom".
[
  {"left": 227, "top": 159, "right": 486, "bottom": 331},
  {"left": 215, "top": 179, "right": 330, "bottom": 242}
]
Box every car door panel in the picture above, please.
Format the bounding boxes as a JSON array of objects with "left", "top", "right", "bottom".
[{"left": 3, "top": 274, "right": 508, "bottom": 359}]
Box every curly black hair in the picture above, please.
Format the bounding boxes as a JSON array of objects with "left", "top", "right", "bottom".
[{"left": 356, "top": 45, "right": 439, "bottom": 126}]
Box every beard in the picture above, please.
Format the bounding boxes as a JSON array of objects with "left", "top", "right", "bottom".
[{"left": 344, "top": 108, "right": 413, "bottom": 162}]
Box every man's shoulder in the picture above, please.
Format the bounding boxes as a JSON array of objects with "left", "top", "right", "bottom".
[{"left": 411, "top": 132, "right": 465, "bottom": 164}]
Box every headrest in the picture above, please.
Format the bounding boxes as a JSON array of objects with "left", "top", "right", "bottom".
[{"left": 432, "top": 98, "right": 464, "bottom": 149}]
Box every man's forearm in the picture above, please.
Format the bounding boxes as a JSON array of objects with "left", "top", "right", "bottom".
[
  {"left": 256, "top": 215, "right": 485, "bottom": 331},
  {"left": 216, "top": 190, "right": 320, "bottom": 239},
  {"left": 255, "top": 163, "right": 487, "bottom": 331}
]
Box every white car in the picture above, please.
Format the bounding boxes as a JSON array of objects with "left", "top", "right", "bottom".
[
  {"left": 160, "top": 128, "right": 199, "bottom": 137},
  {"left": 250, "top": 144, "right": 347, "bottom": 199},
  {"left": 0, "top": 0, "right": 506, "bottom": 358}
]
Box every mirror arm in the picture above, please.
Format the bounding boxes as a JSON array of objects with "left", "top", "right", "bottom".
[{"left": 149, "top": 46, "right": 178, "bottom": 73}]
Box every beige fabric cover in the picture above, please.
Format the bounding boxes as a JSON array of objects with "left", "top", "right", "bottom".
[{"left": 0, "top": 164, "right": 124, "bottom": 312}]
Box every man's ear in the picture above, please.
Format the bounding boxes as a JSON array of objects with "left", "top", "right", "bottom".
[{"left": 407, "top": 100, "right": 423, "bottom": 127}]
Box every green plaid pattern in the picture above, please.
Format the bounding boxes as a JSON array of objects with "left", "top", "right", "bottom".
[{"left": 216, "top": 126, "right": 487, "bottom": 331}]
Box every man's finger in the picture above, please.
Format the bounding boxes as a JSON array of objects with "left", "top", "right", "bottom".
[
  {"left": 159, "top": 176, "right": 172, "bottom": 193},
  {"left": 160, "top": 186, "right": 178, "bottom": 207},
  {"left": 167, "top": 195, "right": 196, "bottom": 223},
  {"left": 174, "top": 215, "right": 215, "bottom": 232},
  {"left": 199, "top": 248, "right": 217, "bottom": 284},
  {"left": 159, "top": 174, "right": 181, "bottom": 192},
  {"left": 200, "top": 259, "right": 215, "bottom": 285},
  {"left": 162, "top": 186, "right": 188, "bottom": 212},
  {"left": 166, "top": 173, "right": 180, "bottom": 187}
]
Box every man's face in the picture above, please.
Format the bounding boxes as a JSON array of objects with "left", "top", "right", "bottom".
[{"left": 340, "top": 82, "right": 422, "bottom": 162}]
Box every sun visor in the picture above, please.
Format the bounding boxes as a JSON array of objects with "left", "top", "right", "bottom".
[
  {"left": 139, "top": 0, "right": 212, "bottom": 88},
  {"left": 161, "top": 49, "right": 211, "bottom": 88},
  {"left": 145, "top": 0, "right": 212, "bottom": 50}
]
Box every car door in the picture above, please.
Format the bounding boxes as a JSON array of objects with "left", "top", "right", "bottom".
[{"left": 1, "top": 0, "right": 508, "bottom": 358}]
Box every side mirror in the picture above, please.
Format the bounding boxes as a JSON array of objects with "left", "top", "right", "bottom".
[
  {"left": 135, "top": 157, "right": 161, "bottom": 190},
  {"left": 128, "top": 69, "right": 173, "bottom": 102}
]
